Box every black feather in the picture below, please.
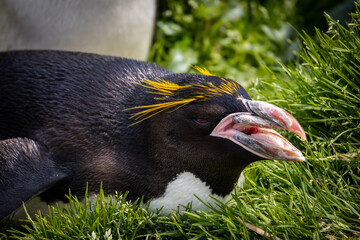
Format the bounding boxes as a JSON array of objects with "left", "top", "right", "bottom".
[{"left": 0, "top": 50, "right": 259, "bottom": 219}]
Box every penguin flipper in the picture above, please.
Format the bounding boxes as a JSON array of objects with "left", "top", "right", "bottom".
[{"left": 0, "top": 138, "right": 68, "bottom": 219}]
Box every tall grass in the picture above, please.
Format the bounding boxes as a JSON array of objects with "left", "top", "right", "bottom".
[{"left": 251, "top": 9, "right": 360, "bottom": 148}]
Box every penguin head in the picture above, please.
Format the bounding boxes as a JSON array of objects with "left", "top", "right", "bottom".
[{"left": 126, "top": 70, "right": 306, "bottom": 195}]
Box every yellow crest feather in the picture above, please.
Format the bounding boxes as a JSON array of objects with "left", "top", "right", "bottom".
[
  {"left": 192, "top": 65, "right": 215, "bottom": 76},
  {"left": 138, "top": 78, "right": 186, "bottom": 96},
  {"left": 126, "top": 75, "right": 239, "bottom": 125}
]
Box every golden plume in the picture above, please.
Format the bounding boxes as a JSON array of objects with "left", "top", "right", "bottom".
[
  {"left": 126, "top": 72, "right": 239, "bottom": 126},
  {"left": 191, "top": 65, "right": 215, "bottom": 76}
]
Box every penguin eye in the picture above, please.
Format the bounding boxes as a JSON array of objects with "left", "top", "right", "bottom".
[{"left": 193, "top": 118, "right": 210, "bottom": 126}]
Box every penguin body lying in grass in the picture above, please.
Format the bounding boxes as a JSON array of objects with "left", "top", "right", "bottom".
[{"left": 0, "top": 50, "right": 306, "bottom": 219}]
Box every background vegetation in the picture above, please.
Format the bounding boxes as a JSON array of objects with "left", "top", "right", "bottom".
[{"left": 1, "top": 0, "right": 359, "bottom": 239}]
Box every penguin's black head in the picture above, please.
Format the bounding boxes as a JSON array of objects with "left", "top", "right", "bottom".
[{"left": 127, "top": 69, "right": 306, "bottom": 195}]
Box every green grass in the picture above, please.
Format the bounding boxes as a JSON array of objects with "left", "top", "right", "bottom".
[
  {"left": 149, "top": 0, "right": 298, "bottom": 86},
  {"left": 1, "top": 0, "right": 360, "bottom": 239}
]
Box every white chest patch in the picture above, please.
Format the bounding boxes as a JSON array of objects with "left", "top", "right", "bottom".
[{"left": 148, "top": 172, "right": 232, "bottom": 215}]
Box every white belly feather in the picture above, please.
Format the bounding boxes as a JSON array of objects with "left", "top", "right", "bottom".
[{"left": 148, "top": 172, "right": 233, "bottom": 214}]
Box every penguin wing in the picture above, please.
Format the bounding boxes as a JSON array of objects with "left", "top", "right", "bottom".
[{"left": 0, "top": 138, "right": 68, "bottom": 219}]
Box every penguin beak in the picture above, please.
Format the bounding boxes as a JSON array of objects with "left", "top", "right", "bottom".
[{"left": 210, "top": 99, "right": 306, "bottom": 162}]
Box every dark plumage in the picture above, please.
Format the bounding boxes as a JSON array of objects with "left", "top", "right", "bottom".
[{"left": 0, "top": 50, "right": 305, "bottom": 219}]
